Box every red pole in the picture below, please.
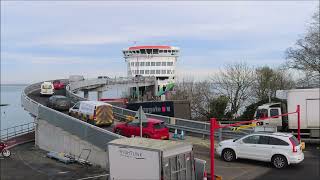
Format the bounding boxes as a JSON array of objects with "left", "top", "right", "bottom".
[
  {"left": 297, "top": 105, "right": 301, "bottom": 141},
  {"left": 210, "top": 118, "right": 216, "bottom": 180}
]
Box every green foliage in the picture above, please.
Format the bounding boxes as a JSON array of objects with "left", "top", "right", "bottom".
[{"left": 208, "top": 95, "right": 229, "bottom": 120}]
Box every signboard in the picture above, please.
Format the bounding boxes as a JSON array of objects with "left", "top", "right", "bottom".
[
  {"left": 127, "top": 101, "right": 175, "bottom": 117},
  {"left": 108, "top": 145, "right": 160, "bottom": 180}
]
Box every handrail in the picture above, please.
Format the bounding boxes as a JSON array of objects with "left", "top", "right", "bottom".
[{"left": 0, "top": 122, "right": 36, "bottom": 141}]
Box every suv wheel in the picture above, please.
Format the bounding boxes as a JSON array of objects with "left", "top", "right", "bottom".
[
  {"left": 222, "top": 149, "right": 236, "bottom": 162},
  {"left": 272, "top": 155, "right": 288, "bottom": 169}
]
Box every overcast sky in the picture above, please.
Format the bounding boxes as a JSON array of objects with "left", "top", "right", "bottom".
[{"left": 1, "top": 1, "right": 318, "bottom": 84}]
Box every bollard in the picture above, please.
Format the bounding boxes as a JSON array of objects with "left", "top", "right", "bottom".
[
  {"left": 173, "top": 129, "right": 178, "bottom": 139},
  {"left": 180, "top": 130, "right": 185, "bottom": 140}
]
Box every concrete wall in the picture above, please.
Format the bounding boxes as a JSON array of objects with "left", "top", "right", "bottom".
[{"left": 35, "top": 118, "right": 108, "bottom": 168}]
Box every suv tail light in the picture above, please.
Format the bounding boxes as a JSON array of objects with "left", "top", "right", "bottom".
[{"left": 289, "top": 138, "right": 297, "bottom": 153}]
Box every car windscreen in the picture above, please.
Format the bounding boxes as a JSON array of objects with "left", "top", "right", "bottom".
[
  {"left": 289, "top": 136, "right": 300, "bottom": 146},
  {"left": 153, "top": 122, "right": 166, "bottom": 129},
  {"left": 256, "top": 109, "right": 268, "bottom": 119},
  {"left": 42, "top": 84, "right": 52, "bottom": 89}
]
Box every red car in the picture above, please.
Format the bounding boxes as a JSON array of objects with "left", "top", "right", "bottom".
[
  {"left": 53, "top": 80, "right": 65, "bottom": 90},
  {"left": 113, "top": 118, "right": 169, "bottom": 140}
]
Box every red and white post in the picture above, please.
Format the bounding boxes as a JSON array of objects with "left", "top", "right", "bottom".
[
  {"left": 210, "top": 118, "right": 218, "bottom": 180},
  {"left": 297, "top": 105, "right": 301, "bottom": 141}
]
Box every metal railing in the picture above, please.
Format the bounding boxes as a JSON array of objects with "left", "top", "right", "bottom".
[
  {"left": 21, "top": 80, "right": 123, "bottom": 149},
  {"left": 0, "top": 122, "right": 36, "bottom": 141}
]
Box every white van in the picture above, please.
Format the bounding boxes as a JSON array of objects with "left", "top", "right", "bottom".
[
  {"left": 69, "top": 101, "right": 114, "bottom": 126},
  {"left": 40, "top": 81, "right": 54, "bottom": 96}
]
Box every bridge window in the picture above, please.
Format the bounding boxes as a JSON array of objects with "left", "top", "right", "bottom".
[
  {"left": 168, "top": 50, "right": 171, "bottom": 53},
  {"left": 150, "top": 70, "right": 155, "bottom": 74},
  {"left": 136, "top": 50, "right": 139, "bottom": 53},
  {"left": 146, "top": 62, "right": 150, "bottom": 66},
  {"left": 140, "top": 62, "right": 145, "bottom": 66},
  {"left": 164, "top": 50, "right": 167, "bottom": 53},
  {"left": 156, "top": 62, "right": 161, "bottom": 66},
  {"left": 162, "top": 62, "right": 166, "bottom": 66},
  {"left": 145, "top": 70, "right": 149, "bottom": 74},
  {"left": 151, "top": 62, "right": 155, "bottom": 66},
  {"left": 140, "top": 49, "right": 146, "bottom": 54},
  {"left": 159, "top": 50, "right": 163, "bottom": 53},
  {"left": 153, "top": 49, "right": 159, "bottom": 54},
  {"left": 161, "top": 70, "right": 166, "bottom": 74},
  {"left": 146, "top": 49, "right": 152, "bottom": 54},
  {"left": 140, "top": 70, "right": 144, "bottom": 74},
  {"left": 156, "top": 70, "right": 160, "bottom": 74}
]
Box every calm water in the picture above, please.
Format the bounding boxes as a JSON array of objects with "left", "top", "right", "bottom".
[
  {"left": 1, "top": 85, "right": 34, "bottom": 130},
  {"left": 0, "top": 84, "right": 129, "bottom": 130}
]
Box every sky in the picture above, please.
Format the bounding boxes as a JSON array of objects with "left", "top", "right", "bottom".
[{"left": 1, "top": 1, "right": 318, "bottom": 84}]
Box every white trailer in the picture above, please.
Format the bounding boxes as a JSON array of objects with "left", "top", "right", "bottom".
[
  {"left": 255, "top": 88, "right": 320, "bottom": 138},
  {"left": 286, "top": 88, "right": 319, "bottom": 137},
  {"left": 108, "top": 138, "right": 197, "bottom": 180}
]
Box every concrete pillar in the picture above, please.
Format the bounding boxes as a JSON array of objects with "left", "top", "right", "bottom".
[
  {"left": 97, "top": 91, "right": 103, "bottom": 100},
  {"left": 83, "top": 90, "right": 89, "bottom": 99}
]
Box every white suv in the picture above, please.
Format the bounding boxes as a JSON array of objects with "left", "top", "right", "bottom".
[{"left": 216, "top": 132, "right": 304, "bottom": 169}]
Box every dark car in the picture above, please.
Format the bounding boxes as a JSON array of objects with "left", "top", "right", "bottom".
[{"left": 47, "top": 95, "right": 71, "bottom": 111}]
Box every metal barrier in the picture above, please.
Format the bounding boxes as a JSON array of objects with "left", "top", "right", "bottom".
[
  {"left": 0, "top": 122, "right": 35, "bottom": 141},
  {"left": 21, "top": 80, "right": 123, "bottom": 150},
  {"left": 38, "top": 106, "right": 122, "bottom": 149}
]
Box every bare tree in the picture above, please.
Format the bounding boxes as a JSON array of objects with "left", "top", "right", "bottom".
[
  {"left": 253, "top": 66, "right": 295, "bottom": 101},
  {"left": 170, "top": 79, "right": 215, "bottom": 121},
  {"left": 212, "top": 63, "right": 255, "bottom": 117},
  {"left": 286, "top": 12, "right": 320, "bottom": 74}
]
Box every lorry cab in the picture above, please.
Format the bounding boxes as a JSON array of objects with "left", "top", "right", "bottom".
[
  {"left": 40, "top": 81, "right": 54, "bottom": 96},
  {"left": 254, "top": 103, "right": 283, "bottom": 129},
  {"left": 69, "top": 101, "right": 113, "bottom": 126}
]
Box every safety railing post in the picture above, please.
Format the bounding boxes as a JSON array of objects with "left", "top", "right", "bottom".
[
  {"left": 218, "top": 122, "right": 222, "bottom": 142},
  {"left": 210, "top": 118, "right": 217, "bottom": 179},
  {"left": 297, "top": 105, "right": 301, "bottom": 141}
]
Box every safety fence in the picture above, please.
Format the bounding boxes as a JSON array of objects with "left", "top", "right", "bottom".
[{"left": 0, "top": 122, "right": 35, "bottom": 141}]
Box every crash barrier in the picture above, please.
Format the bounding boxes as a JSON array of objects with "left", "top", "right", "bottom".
[
  {"left": 38, "top": 106, "right": 122, "bottom": 149},
  {"left": 209, "top": 106, "right": 301, "bottom": 179},
  {"left": 21, "top": 82, "right": 122, "bottom": 150},
  {"left": 0, "top": 122, "right": 35, "bottom": 141}
]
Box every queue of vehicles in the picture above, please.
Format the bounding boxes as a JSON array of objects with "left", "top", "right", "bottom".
[{"left": 40, "top": 81, "right": 314, "bottom": 172}]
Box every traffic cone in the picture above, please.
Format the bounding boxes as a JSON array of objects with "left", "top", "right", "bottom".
[
  {"left": 203, "top": 171, "right": 207, "bottom": 180},
  {"left": 180, "top": 130, "right": 185, "bottom": 140},
  {"left": 173, "top": 129, "right": 178, "bottom": 139}
]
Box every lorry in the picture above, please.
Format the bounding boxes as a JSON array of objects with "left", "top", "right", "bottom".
[
  {"left": 69, "top": 101, "right": 114, "bottom": 126},
  {"left": 108, "top": 138, "right": 204, "bottom": 180},
  {"left": 255, "top": 88, "right": 320, "bottom": 138}
]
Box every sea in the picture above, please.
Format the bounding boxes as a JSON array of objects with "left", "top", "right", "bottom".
[
  {"left": 1, "top": 85, "right": 34, "bottom": 130},
  {"left": 0, "top": 84, "right": 128, "bottom": 130}
]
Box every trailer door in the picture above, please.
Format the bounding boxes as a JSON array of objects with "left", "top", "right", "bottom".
[{"left": 306, "top": 99, "right": 320, "bottom": 128}]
